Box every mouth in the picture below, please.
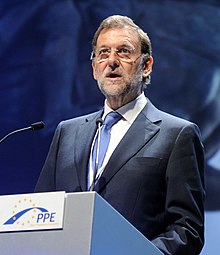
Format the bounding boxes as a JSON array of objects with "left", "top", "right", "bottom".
[{"left": 106, "top": 72, "right": 122, "bottom": 79}]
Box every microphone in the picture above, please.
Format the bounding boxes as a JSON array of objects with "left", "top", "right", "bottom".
[
  {"left": 0, "top": 121, "right": 45, "bottom": 144},
  {"left": 89, "top": 117, "right": 103, "bottom": 191}
]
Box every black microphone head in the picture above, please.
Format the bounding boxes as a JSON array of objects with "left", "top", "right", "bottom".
[
  {"left": 96, "top": 118, "right": 103, "bottom": 127},
  {"left": 31, "top": 121, "right": 45, "bottom": 131}
]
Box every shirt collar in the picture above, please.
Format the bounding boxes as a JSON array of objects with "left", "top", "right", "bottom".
[{"left": 103, "top": 92, "right": 147, "bottom": 124}]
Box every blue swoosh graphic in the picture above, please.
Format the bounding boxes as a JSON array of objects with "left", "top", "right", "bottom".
[{"left": 4, "top": 207, "right": 48, "bottom": 225}]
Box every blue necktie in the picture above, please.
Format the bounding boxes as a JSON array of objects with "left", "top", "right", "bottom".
[{"left": 92, "top": 111, "right": 122, "bottom": 175}]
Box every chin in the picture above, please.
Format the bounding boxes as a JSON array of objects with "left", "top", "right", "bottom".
[
  {"left": 99, "top": 80, "right": 132, "bottom": 96},
  {"left": 101, "top": 86, "right": 126, "bottom": 97}
]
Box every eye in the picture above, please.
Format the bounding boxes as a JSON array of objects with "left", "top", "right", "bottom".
[
  {"left": 98, "top": 48, "right": 110, "bottom": 55},
  {"left": 117, "top": 48, "right": 131, "bottom": 54}
]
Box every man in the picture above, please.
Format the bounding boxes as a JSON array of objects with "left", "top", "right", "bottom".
[{"left": 35, "top": 15, "right": 205, "bottom": 255}]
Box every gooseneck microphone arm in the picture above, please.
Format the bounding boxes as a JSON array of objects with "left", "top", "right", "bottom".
[
  {"left": 89, "top": 118, "right": 103, "bottom": 191},
  {"left": 0, "top": 121, "right": 45, "bottom": 144}
]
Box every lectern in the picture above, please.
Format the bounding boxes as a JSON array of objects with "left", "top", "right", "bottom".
[{"left": 0, "top": 192, "right": 162, "bottom": 255}]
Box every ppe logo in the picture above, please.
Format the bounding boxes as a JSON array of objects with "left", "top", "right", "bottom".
[
  {"left": 0, "top": 192, "right": 65, "bottom": 232},
  {"left": 4, "top": 201, "right": 56, "bottom": 226}
]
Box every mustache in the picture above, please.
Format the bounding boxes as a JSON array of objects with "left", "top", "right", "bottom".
[{"left": 103, "top": 68, "right": 123, "bottom": 77}]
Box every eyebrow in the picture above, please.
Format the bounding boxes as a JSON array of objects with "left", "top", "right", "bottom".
[{"left": 97, "top": 44, "right": 134, "bottom": 49}]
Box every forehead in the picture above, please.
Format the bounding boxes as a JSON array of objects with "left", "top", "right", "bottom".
[{"left": 96, "top": 27, "right": 140, "bottom": 49}]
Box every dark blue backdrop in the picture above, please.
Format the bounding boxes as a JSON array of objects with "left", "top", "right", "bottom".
[{"left": 0, "top": 1, "right": 220, "bottom": 253}]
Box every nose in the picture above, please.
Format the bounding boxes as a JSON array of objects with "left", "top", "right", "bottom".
[
  {"left": 107, "top": 51, "right": 119, "bottom": 70},
  {"left": 109, "top": 63, "right": 119, "bottom": 71}
]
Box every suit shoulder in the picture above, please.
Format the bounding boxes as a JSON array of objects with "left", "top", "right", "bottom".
[
  {"left": 159, "top": 110, "right": 193, "bottom": 126},
  {"left": 146, "top": 99, "right": 197, "bottom": 128},
  {"left": 58, "top": 110, "right": 102, "bottom": 128},
  {"left": 156, "top": 109, "right": 202, "bottom": 139}
]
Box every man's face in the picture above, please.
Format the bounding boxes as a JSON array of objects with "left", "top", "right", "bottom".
[{"left": 92, "top": 27, "right": 153, "bottom": 104}]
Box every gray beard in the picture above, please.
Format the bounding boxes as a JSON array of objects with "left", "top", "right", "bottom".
[{"left": 97, "top": 63, "right": 144, "bottom": 99}]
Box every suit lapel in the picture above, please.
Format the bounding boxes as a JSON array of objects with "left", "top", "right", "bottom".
[
  {"left": 94, "top": 101, "right": 161, "bottom": 192},
  {"left": 74, "top": 110, "right": 103, "bottom": 191}
]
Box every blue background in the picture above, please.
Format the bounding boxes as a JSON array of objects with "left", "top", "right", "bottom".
[{"left": 0, "top": 1, "right": 220, "bottom": 254}]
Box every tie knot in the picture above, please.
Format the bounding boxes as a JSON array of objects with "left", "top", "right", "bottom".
[{"left": 103, "top": 112, "right": 122, "bottom": 129}]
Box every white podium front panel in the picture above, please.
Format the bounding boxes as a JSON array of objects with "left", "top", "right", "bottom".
[{"left": 0, "top": 192, "right": 162, "bottom": 255}]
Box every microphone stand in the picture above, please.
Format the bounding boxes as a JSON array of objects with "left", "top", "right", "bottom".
[
  {"left": 89, "top": 118, "right": 103, "bottom": 191},
  {"left": 0, "top": 121, "right": 45, "bottom": 144}
]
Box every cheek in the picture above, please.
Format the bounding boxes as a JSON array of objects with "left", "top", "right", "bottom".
[
  {"left": 92, "top": 65, "right": 105, "bottom": 81},
  {"left": 92, "top": 64, "right": 97, "bottom": 80},
  {"left": 124, "top": 64, "right": 138, "bottom": 74},
  {"left": 124, "top": 67, "right": 139, "bottom": 80},
  {"left": 93, "top": 69, "right": 97, "bottom": 80}
]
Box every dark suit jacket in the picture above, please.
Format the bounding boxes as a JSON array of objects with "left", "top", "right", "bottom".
[{"left": 35, "top": 99, "right": 205, "bottom": 255}]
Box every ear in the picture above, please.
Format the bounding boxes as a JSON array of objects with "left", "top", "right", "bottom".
[
  {"left": 92, "top": 60, "right": 97, "bottom": 80},
  {"left": 142, "top": 56, "right": 153, "bottom": 79}
]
